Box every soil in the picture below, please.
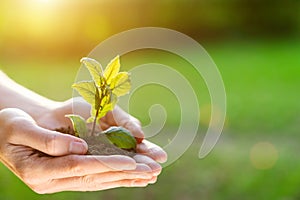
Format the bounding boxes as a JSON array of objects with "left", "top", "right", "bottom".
[{"left": 55, "top": 126, "right": 136, "bottom": 157}]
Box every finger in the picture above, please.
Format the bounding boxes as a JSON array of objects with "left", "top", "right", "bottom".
[
  {"left": 68, "top": 97, "right": 91, "bottom": 119},
  {"left": 136, "top": 140, "right": 168, "bottom": 163},
  {"left": 133, "top": 154, "right": 162, "bottom": 176},
  {"left": 104, "top": 106, "right": 144, "bottom": 141},
  {"left": 82, "top": 170, "right": 153, "bottom": 184},
  {"left": 34, "top": 177, "right": 151, "bottom": 194},
  {"left": 9, "top": 119, "right": 88, "bottom": 156},
  {"left": 124, "top": 163, "right": 152, "bottom": 173},
  {"left": 28, "top": 155, "right": 144, "bottom": 182},
  {"left": 33, "top": 166, "right": 153, "bottom": 194},
  {"left": 119, "top": 117, "right": 144, "bottom": 142},
  {"left": 149, "top": 176, "right": 158, "bottom": 184}
]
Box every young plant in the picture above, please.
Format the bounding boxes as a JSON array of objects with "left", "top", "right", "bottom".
[{"left": 66, "top": 55, "right": 137, "bottom": 150}]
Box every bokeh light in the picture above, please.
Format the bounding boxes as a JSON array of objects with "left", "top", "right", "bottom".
[{"left": 250, "top": 141, "right": 279, "bottom": 170}]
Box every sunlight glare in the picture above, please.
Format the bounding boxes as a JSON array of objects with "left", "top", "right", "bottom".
[{"left": 38, "top": 0, "right": 50, "bottom": 3}]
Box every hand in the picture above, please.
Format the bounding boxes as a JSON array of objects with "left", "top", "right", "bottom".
[
  {"left": 101, "top": 102, "right": 168, "bottom": 164},
  {"left": 37, "top": 97, "right": 168, "bottom": 163},
  {"left": 0, "top": 108, "right": 161, "bottom": 193}
]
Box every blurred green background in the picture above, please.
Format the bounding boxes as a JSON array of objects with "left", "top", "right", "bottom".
[{"left": 0, "top": 0, "right": 300, "bottom": 199}]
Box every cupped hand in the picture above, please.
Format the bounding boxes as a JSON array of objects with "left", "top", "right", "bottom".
[
  {"left": 37, "top": 97, "right": 167, "bottom": 164},
  {"left": 0, "top": 108, "right": 162, "bottom": 193}
]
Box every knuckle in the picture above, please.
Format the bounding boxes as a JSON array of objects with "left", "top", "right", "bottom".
[
  {"left": 131, "top": 117, "right": 142, "bottom": 126},
  {"left": 80, "top": 175, "right": 97, "bottom": 188},
  {"left": 0, "top": 108, "right": 34, "bottom": 129},
  {"left": 5, "top": 117, "right": 35, "bottom": 142},
  {"left": 6, "top": 117, "right": 24, "bottom": 136},
  {"left": 44, "top": 134, "right": 57, "bottom": 155}
]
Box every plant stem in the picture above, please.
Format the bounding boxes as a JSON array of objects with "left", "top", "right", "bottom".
[{"left": 91, "top": 108, "right": 99, "bottom": 136}]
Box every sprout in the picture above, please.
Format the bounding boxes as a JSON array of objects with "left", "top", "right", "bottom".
[{"left": 67, "top": 56, "right": 136, "bottom": 150}]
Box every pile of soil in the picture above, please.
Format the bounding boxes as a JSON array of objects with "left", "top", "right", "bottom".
[{"left": 55, "top": 127, "right": 136, "bottom": 157}]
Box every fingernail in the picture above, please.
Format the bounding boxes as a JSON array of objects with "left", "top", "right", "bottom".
[
  {"left": 134, "top": 164, "right": 152, "bottom": 172},
  {"left": 149, "top": 148, "right": 168, "bottom": 163},
  {"left": 69, "top": 141, "right": 88, "bottom": 154},
  {"left": 133, "top": 155, "right": 162, "bottom": 175}
]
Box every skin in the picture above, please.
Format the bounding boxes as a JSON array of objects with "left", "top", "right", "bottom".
[{"left": 0, "top": 71, "right": 167, "bottom": 193}]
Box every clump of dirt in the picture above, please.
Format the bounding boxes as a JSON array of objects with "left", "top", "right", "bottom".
[
  {"left": 83, "top": 135, "right": 135, "bottom": 157},
  {"left": 55, "top": 127, "right": 136, "bottom": 157},
  {"left": 55, "top": 126, "right": 74, "bottom": 135}
]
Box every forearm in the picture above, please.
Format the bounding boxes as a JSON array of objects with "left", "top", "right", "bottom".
[{"left": 0, "top": 71, "right": 59, "bottom": 120}]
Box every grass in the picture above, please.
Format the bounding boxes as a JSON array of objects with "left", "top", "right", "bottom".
[
  {"left": 0, "top": 38, "right": 299, "bottom": 199},
  {"left": 211, "top": 39, "right": 300, "bottom": 136}
]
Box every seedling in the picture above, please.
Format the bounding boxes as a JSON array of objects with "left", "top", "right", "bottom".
[{"left": 66, "top": 56, "right": 137, "bottom": 152}]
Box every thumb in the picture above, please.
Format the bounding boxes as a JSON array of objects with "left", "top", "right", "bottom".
[
  {"left": 110, "top": 106, "right": 145, "bottom": 142},
  {"left": 11, "top": 120, "right": 88, "bottom": 156}
]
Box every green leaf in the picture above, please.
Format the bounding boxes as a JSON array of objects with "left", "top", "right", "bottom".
[
  {"left": 96, "top": 93, "right": 118, "bottom": 120},
  {"left": 65, "top": 114, "right": 88, "bottom": 138},
  {"left": 103, "top": 55, "right": 120, "bottom": 85},
  {"left": 103, "top": 126, "right": 137, "bottom": 149},
  {"left": 74, "top": 56, "right": 131, "bottom": 136},
  {"left": 72, "top": 81, "right": 97, "bottom": 106},
  {"left": 80, "top": 57, "right": 104, "bottom": 87},
  {"left": 111, "top": 72, "right": 131, "bottom": 96}
]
